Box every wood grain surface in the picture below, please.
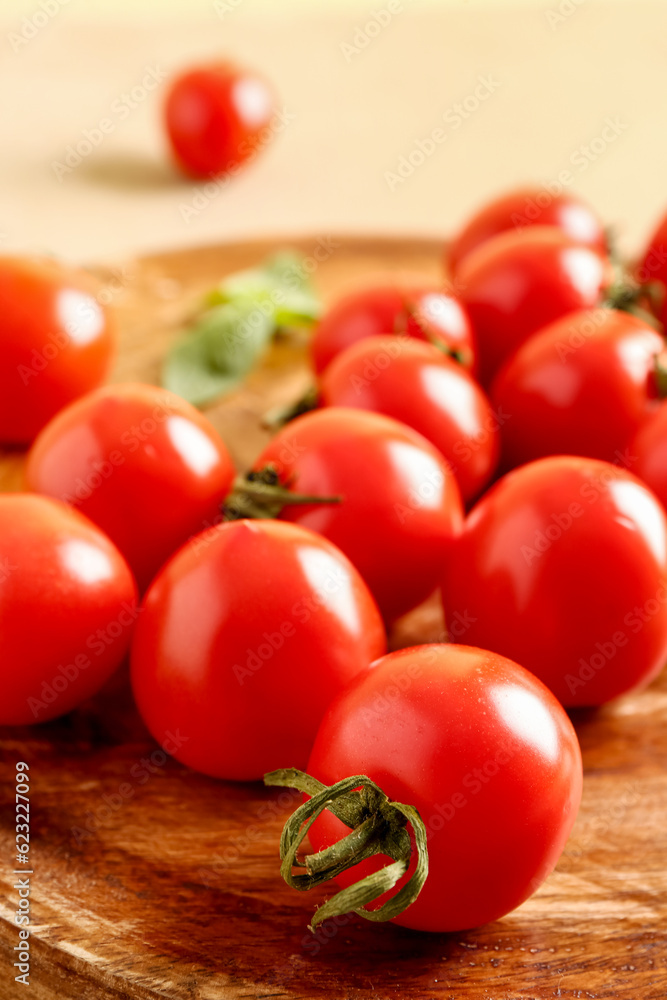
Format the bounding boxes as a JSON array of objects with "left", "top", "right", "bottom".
[{"left": 0, "top": 237, "right": 666, "bottom": 1000}]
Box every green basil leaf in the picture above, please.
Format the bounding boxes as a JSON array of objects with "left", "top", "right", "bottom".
[
  {"left": 201, "top": 301, "right": 274, "bottom": 374},
  {"left": 162, "top": 327, "right": 241, "bottom": 407},
  {"left": 205, "top": 251, "right": 321, "bottom": 317},
  {"left": 162, "top": 252, "right": 322, "bottom": 407}
]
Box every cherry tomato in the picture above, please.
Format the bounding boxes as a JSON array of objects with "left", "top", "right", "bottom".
[
  {"left": 164, "top": 62, "right": 275, "bottom": 179},
  {"left": 310, "top": 285, "right": 476, "bottom": 376},
  {"left": 491, "top": 309, "right": 663, "bottom": 470},
  {"left": 0, "top": 256, "right": 115, "bottom": 445},
  {"left": 630, "top": 403, "right": 667, "bottom": 510},
  {"left": 0, "top": 494, "right": 137, "bottom": 725},
  {"left": 249, "top": 408, "right": 463, "bottom": 622},
  {"left": 130, "top": 519, "right": 385, "bottom": 780},
  {"left": 440, "top": 456, "right": 667, "bottom": 706},
  {"left": 319, "top": 336, "right": 498, "bottom": 502},
  {"left": 457, "top": 227, "right": 611, "bottom": 386},
  {"left": 305, "top": 643, "right": 582, "bottom": 932},
  {"left": 25, "top": 383, "right": 235, "bottom": 593},
  {"left": 448, "top": 186, "right": 606, "bottom": 274}
]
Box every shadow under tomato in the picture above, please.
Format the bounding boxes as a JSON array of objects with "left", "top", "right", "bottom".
[{"left": 76, "top": 152, "right": 184, "bottom": 191}]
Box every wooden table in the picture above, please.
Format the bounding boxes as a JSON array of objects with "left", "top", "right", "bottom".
[{"left": 1, "top": 237, "right": 666, "bottom": 999}]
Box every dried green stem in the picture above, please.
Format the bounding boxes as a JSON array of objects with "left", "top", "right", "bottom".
[
  {"left": 263, "top": 768, "right": 429, "bottom": 931},
  {"left": 221, "top": 466, "right": 342, "bottom": 521}
]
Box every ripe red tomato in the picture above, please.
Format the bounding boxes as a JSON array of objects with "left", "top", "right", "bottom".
[
  {"left": 457, "top": 227, "right": 612, "bottom": 386},
  {"left": 247, "top": 408, "right": 463, "bottom": 622},
  {"left": 637, "top": 209, "right": 667, "bottom": 325},
  {"left": 0, "top": 494, "right": 137, "bottom": 725},
  {"left": 448, "top": 186, "right": 606, "bottom": 274},
  {"left": 319, "top": 336, "right": 498, "bottom": 502},
  {"left": 0, "top": 256, "right": 115, "bottom": 445},
  {"left": 310, "top": 285, "right": 475, "bottom": 376},
  {"left": 130, "top": 519, "right": 385, "bottom": 780},
  {"left": 305, "top": 644, "right": 582, "bottom": 932},
  {"left": 631, "top": 403, "right": 667, "bottom": 510},
  {"left": 25, "top": 383, "right": 235, "bottom": 593},
  {"left": 164, "top": 62, "right": 275, "bottom": 179},
  {"left": 491, "top": 309, "right": 663, "bottom": 470},
  {"left": 441, "top": 456, "right": 667, "bottom": 706}
]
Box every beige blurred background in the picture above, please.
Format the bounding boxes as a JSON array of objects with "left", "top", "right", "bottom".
[{"left": 0, "top": 0, "right": 665, "bottom": 266}]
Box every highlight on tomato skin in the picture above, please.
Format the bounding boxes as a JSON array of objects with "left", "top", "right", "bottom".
[
  {"left": 0, "top": 494, "right": 138, "bottom": 726},
  {"left": 319, "top": 335, "right": 498, "bottom": 503},
  {"left": 310, "top": 285, "right": 476, "bottom": 376},
  {"left": 304, "top": 643, "right": 583, "bottom": 933},
  {"left": 251, "top": 407, "right": 464, "bottom": 623},
  {"left": 164, "top": 62, "right": 276, "bottom": 179},
  {"left": 24, "top": 382, "right": 236, "bottom": 594},
  {"left": 456, "top": 226, "right": 613, "bottom": 388},
  {"left": 490, "top": 308, "right": 665, "bottom": 472},
  {"left": 441, "top": 456, "right": 667, "bottom": 707},
  {"left": 447, "top": 186, "right": 607, "bottom": 275},
  {"left": 129, "top": 518, "right": 386, "bottom": 781},
  {"left": 0, "top": 256, "right": 116, "bottom": 446}
]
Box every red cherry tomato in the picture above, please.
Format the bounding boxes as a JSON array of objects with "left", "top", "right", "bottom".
[
  {"left": 130, "top": 519, "right": 385, "bottom": 780},
  {"left": 310, "top": 286, "right": 476, "bottom": 376},
  {"left": 457, "top": 227, "right": 611, "bottom": 386},
  {"left": 25, "top": 383, "right": 235, "bottom": 593},
  {"left": 631, "top": 403, "right": 667, "bottom": 510},
  {"left": 448, "top": 186, "right": 606, "bottom": 274},
  {"left": 250, "top": 408, "right": 463, "bottom": 623},
  {"left": 491, "top": 309, "right": 663, "bottom": 470},
  {"left": 0, "top": 494, "right": 137, "bottom": 725},
  {"left": 637, "top": 209, "right": 667, "bottom": 333},
  {"left": 306, "top": 644, "right": 582, "bottom": 932},
  {"left": 0, "top": 256, "right": 115, "bottom": 445},
  {"left": 164, "top": 62, "right": 275, "bottom": 179},
  {"left": 441, "top": 457, "right": 667, "bottom": 707},
  {"left": 319, "top": 336, "right": 498, "bottom": 502}
]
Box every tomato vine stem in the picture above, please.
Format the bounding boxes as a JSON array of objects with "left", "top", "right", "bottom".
[
  {"left": 262, "top": 386, "right": 320, "bottom": 430},
  {"left": 221, "top": 465, "right": 342, "bottom": 521},
  {"left": 263, "top": 768, "right": 429, "bottom": 930}
]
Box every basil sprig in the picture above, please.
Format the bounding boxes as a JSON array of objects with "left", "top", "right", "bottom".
[{"left": 162, "top": 252, "right": 321, "bottom": 407}]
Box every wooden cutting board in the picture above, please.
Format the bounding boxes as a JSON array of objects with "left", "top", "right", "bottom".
[{"left": 0, "top": 236, "right": 665, "bottom": 1000}]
